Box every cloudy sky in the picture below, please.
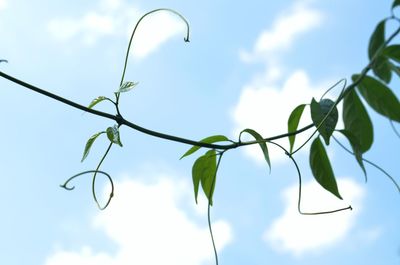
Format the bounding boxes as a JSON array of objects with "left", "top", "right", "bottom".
[{"left": 1, "top": 0, "right": 399, "bottom": 264}]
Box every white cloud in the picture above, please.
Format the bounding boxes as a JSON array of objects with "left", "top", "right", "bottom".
[
  {"left": 47, "top": 0, "right": 185, "bottom": 58},
  {"left": 45, "top": 177, "right": 232, "bottom": 265},
  {"left": 0, "top": 0, "right": 7, "bottom": 11},
  {"left": 233, "top": 0, "right": 335, "bottom": 164},
  {"left": 232, "top": 70, "right": 324, "bottom": 164},
  {"left": 264, "top": 178, "right": 364, "bottom": 256},
  {"left": 240, "top": 1, "right": 323, "bottom": 62}
]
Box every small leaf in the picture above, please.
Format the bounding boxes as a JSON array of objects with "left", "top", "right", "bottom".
[
  {"left": 353, "top": 74, "right": 400, "bottom": 122},
  {"left": 116, "top": 81, "right": 138, "bottom": 93},
  {"left": 88, "top": 96, "right": 109, "bottom": 109},
  {"left": 191, "top": 150, "right": 217, "bottom": 204},
  {"left": 343, "top": 89, "right": 373, "bottom": 153},
  {"left": 81, "top": 131, "right": 105, "bottom": 162},
  {"left": 338, "top": 130, "right": 367, "bottom": 177},
  {"left": 383, "top": 45, "right": 400, "bottom": 63},
  {"left": 288, "top": 104, "right": 306, "bottom": 153},
  {"left": 368, "top": 20, "right": 385, "bottom": 60},
  {"left": 310, "top": 98, "right": 338, "bottom": 145},
  {"left": 309, "top": 137, "right": 342, "bottom": 200},
  {"left": 240, "top": 128, "right": 271, "bottom": 171},
  {"left": 180, "top": 135, "right": 229, "bottom": 159},
  {"left": 106, "top": 125, "right": 123, "bottom": 147}
]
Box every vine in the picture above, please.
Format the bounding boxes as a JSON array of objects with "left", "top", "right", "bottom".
[{"left": 1, "top": 3, "right": 400, "bottom": 264}]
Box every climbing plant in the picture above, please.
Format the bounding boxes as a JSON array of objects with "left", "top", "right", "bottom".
[{"left": 1, "top": 2, "right": 400, "bottom": 264}]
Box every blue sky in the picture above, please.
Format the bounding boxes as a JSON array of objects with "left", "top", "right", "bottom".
[{"left": 1, "top": 0, "right": 400, "bottom": 264}]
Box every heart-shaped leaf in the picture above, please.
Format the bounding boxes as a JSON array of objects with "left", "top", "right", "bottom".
[
  {"left": 106, "top": 125, "right": 123, "bottom": 147},
  {"left": 310, "top": 98, "right": 338, "bottom": 145}
]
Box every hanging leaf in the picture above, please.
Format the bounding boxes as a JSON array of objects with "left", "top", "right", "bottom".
[
  {"left": 88, "top": 96, "right": 110, "bottom": 109},
  {"left": 353, "top": 74, "right": 400, "bottom": 122},
  {"left": 239, "top": 128, "right": 271, "bottom": 171},
  {"left": 81, "top": 131, "right": 105, "bottom": 162},
  {"left": 287, "top": 104, "right": 306, "bottom": 153},
  {"left": 191, "top": 150, "right": 217, "bottom": 204},
  {"left": 368, "top": 20, "right": 385, "bottom": 60},
  {"left": 116, "top": 81, "right": 138, "bottom": 93},
  {"left": 343, "top": 89, "right": 373, "bottom": 153},
  {"left": 180, "top": 135, "right": 229, "bottom": 159},
  {"left": 309, "top": 137, "right": 343, "bottom": 200},
  {"left": 383, "top": 45, "right": 400, "bottom": 63},
  {"left": 338, "top": 130, "right": 367, "bottom": 177},
  {"left": 310, "top": 98, "right": 338, "bottom": 145},
  {"left": 106, "top": 125, "right": 123, "bottom": 147}
]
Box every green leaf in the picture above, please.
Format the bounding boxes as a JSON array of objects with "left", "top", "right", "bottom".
[
  {"left": 106, "top": 125, "right": 123, "bottom": 147},
  {"left": 383, "top": 45, "right": 400, "bottom": 63},
  {"left": 88, "top": 96, "right": 109, "bottom": 109},
  {"left": 353, "top": 74, "right": 400, "bottom": 122},
  {"left": 191, "top": 150, "right": 217, "bottom": 204},
  {"left": 81, "top": 131, "right": 105, "bottom": 162},
  {"left": 309, "top": 137, "right": 342, "bottom": 200},
  {"left": 310, "top": 98, "right": 338, "bottom": 145},
  {"left": 338, "top": 130, "right": 367, "bottom": 177},
  {"left": 372, "top": 56, "right": 392, "bottom": 83},
  {"left": 343, "top": 89, "right": 373, "bottom": 153},
  {"left": 180, "top": 135, "right": 229, "bottom": 159},
  {"left": 240, "top": 128, "right": 271, "bottom": 171},
  {"left": 288, "top": 104, "right": 306, "bottom": 153},
  {"left": 116, "top": 81, "right": 138, "bottom": 93},
  {"left": 368, "top": 20, "right": 385, "bottom": 60},
  {"left": 392, "top": 0, "right": 400, "bottom": 9}
]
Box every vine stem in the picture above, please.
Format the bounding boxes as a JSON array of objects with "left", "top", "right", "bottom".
[{"left": 0, "top": 70, "right": 313, "bottom": 150}]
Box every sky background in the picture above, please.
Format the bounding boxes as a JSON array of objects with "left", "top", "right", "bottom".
[{"left": 1, "top": 0, "right": 400, "bottom": 264}]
